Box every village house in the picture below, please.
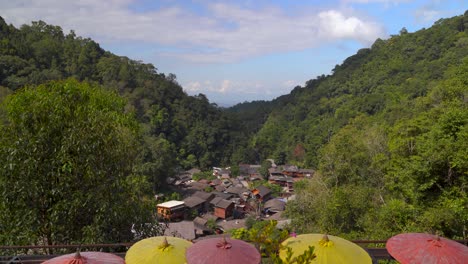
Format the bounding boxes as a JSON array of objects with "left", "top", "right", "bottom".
[
  {"left": 268, "top": 175, "right": 294, "bottom": 193},
  {"left": 211, "top": 191, "right": 234, "bottom": 200},
  {"left": 282, "top": 165, "right": 315, "bottom": 180},
  {"left": 183, "top": 196, "right": 206, "bottom": 216},
  {"left": 214, "top": 185, "right": 226, "bottom": 192},
  {"left": 250, "top": 174, "right": 263, "bottom": 181},
  {"left": 209, "top": 196, "right": 223, "bottom": 211},
  {"left": 210, "top": 178, "right": 222, "bottom": 186},
  {"left": 171, "top": 168, "right": 201, "bottom": 186},
  {"left": 213, "top": 199, "right": 235, "bottom": 219},
  {"left": 298, "top": 169, "right": 314, "bottom": 178},
  {"left": 186, "top": 181, "right": 209, "bottom": 191},
  {"left": 157, "top": 200, "right": 186, "bottom": 221},
  {"left": 213, "top": 167, "right": 231, "bottom": 178},
  {"left": 239, "top": 164, "right": 261, "bottom": 177},
  {"left": 264, "top": 198, "right": 286, "bottom": 215},
  {"left": 252, "top": 185, "right": 272, "bottom": 202},
  {"left": 193, "top": 191, "right": 215, "bottom": 211},
  {"left": 225, "top": 186, "right": 250, "bottom": 200}
]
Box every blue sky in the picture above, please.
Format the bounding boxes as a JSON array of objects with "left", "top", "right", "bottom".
[{"left": 0, "top": 0, "right": 465, "bottom": 106}]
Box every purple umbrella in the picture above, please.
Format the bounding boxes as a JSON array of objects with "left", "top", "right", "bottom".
[{"left": 186, "top": 237, "right": 261, "bottom": 264}]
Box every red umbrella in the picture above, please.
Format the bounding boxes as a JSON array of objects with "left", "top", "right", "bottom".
[
  {"left": 386, "top": 233, "right": 468, "bottom": 264},
  {"left": 186, "top": 237, "right": 261, "bottom": 264},
  {"left": 43, "top": 251, "right": 125, "bottom": 264}
]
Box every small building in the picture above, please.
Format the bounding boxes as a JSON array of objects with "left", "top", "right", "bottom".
[
  {"left": 239, "top": 164, "right": 261, "bottom": 177},
  {"left": 174, "top": 175, "right": 192, "bottom": 186},
  {"left": 186, "top": 181, "right": 209, "bottom": 191},
  {"left": 213, "top": 199, "right": 235, "bottom": 219},
  {"left": 193, "top": 191, "right": 215, "bottom": 202},
  {"left": 252, "top": 185, "right": 272, "bottom": 202},
  {"left": 282, "top": 165, "right": 314, "bottom": 180},
  {"left": 198, "top": 179, "right": 210, "bottom": 185},
  {"left": 183, "top": 196, "right": 207, "bottom": 216},
  {"left": 225, "top": 186, "right": 250, "bottom": 199},
  {"left": 269, "top": 167, "right": 284, "bottom": 177},
  {"left": 210, "top": 179, "right": 222, "bottom": 186},
  {"left": 157, "top": 200, "right": 186, "bottom": 221},
  {"left": 269, "top": 175, "right": 294, "bottom": 192},
  {"left": 211, "top": 191, "right": 234, "bottom": 200},
  {"left": 213, "top": 167, "right": 231, "bottom": 178},
  {"left": 215, "top": 185, "right": 226, "bottom": 192},
  {"left": 193, "top": 191, "right": 215, "bottom": 211},
  {"left": 298, "top": 169, "right": 314, "bottom": 178},
  {"left": 209, "top": 196, "right": 223, "bottom": 210},
  {"left": 264, "top": 199, "right": 286, "bottom": 214},
  {"left": 250, "top": 174, "right": 263, "bottom": 181}
]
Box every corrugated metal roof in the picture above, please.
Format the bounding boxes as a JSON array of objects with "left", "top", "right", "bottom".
[{"left": 157, "top": 200, "right": 185, "bottom": 208}]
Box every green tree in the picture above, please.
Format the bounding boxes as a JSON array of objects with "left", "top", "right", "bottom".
[
  {"left": 0, "top": 79, "right": 157, "bottom": 247},
  {"left": 260, "top": 159, "right": 272, "bottom": 179}
]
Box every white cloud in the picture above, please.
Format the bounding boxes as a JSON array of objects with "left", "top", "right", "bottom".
[
  {"left": 0, "top": 1, "right": 385, "bottom": 63},
  {"left": 219, "top": 80, "right": 231, "bottom": 93},
  {"left": 317, "top": 10, "right": 383, "bottom": 43},
  {"left": 282, "top": 80, "right": 298, "bottom": 87},
  {"left": 184, "top": 81, "right": 202, "bottom": 92},
  {"left": 414, "top": 6, "right": 441, "bottom": 23},
  {"left": 184, "top": 79, "right": 268, "bottom": 96},
  {"left": 182, "top": 79, "right": 234, "bottom": 94}
]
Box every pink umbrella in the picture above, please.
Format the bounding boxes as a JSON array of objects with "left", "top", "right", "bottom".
[
  {"left": 386, "top": 233, "right": 468, "bottom": 264},
  {"left": 42, "top": 251, "right": 124, "bottom": 264},
  {"left": 186, "top": 237, "right": 261, "bottom": 264}
]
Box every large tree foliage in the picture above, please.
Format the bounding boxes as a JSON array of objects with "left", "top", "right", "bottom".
[{"left": 0, "top": 79, "right": 157, "bottom": 246}]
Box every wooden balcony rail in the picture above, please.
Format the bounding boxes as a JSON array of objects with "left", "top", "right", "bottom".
[{"left": 1, "top": 240, "right": 467, "bottom": 264}]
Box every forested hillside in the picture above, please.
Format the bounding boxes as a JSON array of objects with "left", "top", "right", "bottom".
[
  {"left": 0, "top": 17, "right": 251, "bottom": 189},
  {"left": 242, "top": 12, "right": 467, "bottom": 239}
]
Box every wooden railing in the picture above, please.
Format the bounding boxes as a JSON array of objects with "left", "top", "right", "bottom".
[{"left": 1, "top": 240, "right": 467, "bottom": 264}]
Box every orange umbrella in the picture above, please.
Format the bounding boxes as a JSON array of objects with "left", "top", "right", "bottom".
[
  {"left": 186, "top": 237, "right": 261, "bottom": 264},
  {"left": 42, "top": 251, "right": 124, "bottom": 264},
  {"left": 386, "top": 233, "right": 468, "bottom": 264}
]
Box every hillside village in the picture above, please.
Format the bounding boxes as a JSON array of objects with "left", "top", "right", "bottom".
[{"left": 155, "top": 163, "right": 314, "bottom": 241}]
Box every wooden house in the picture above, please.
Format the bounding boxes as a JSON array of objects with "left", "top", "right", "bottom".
[
  {"left": 213, "top": 199, "right": 235, "bottom": 219},
  {"left": 282, "top": 166, "right": 314, "bottom": 180},
  {"left": 225, "top": 186, "right": 250, "bottom": 200},
  {"left": 183, "top": 196, "right": 206, "bottom": 215},
  {"left": 252, "top": 185, "right": 272, "bottom": 202},
  {"left": 193, "top": 191, "right": 215, "bottom": 211},
  {"left": 269, "top": 175, "right": 294, "bottom": 192}
]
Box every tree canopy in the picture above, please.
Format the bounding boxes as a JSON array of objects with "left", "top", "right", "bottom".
[{"left": 0, "top": 79, "right": 157, "bottom": 246}]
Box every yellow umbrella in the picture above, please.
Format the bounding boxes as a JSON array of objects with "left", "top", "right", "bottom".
[
  {"left": 125, "top": 236, "right": 192, "bottom": 264},
  {"left": 280, "top": 234, "right": 372, "bottom": 263}
]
